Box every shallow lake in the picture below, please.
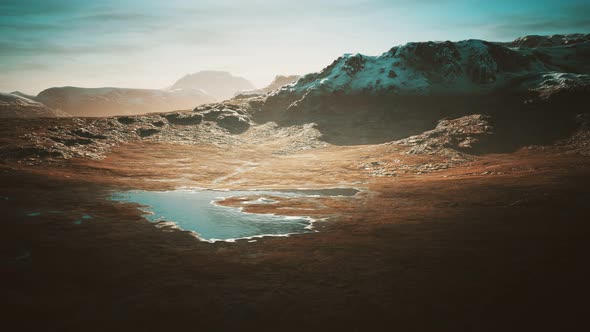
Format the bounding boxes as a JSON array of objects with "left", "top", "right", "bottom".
[{"left": 110, "top": 188, "right": 358, "bottom": 242}]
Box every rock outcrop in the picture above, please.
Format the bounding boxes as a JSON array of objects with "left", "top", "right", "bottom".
[{"left": 395, "top": 114, "right": 493, "bottom": 154}]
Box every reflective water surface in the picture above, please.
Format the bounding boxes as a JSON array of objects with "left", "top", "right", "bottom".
[{"left": 110, "top": 189, "right": 343, "bottom": 242}]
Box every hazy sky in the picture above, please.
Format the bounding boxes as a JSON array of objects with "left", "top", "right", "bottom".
[{"left": 1, "top": 0, "right": 588, "bottom": 94}]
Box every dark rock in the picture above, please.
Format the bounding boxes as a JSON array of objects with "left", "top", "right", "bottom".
[
  {"left": 117, "top": 116, "right": 136, "bottom": 125},
  {"left": 216, "top": 114, "right": 250, "bottom": 133},
  {"left": 343, "top": 54, "right": 366, "bottom": 75},
  {"left": 165, "top": 112, "right": 203, "bottom": 125},
  {"left": 152, "top": 120, "right": 166, "bottom": 127},
  {"left": 137, "top": 128, "right": 160, "bottom": 137}
]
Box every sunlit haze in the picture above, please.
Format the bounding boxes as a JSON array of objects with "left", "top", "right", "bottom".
[{"left": 1, "top": 0, "right": 587, "bottom": 94}]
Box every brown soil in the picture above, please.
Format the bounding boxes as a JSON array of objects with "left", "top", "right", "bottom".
[{"left": 1, "top": 140, "right": 589, "bottom": 331}]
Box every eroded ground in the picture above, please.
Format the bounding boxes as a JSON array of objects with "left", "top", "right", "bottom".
[{"left": 2, "top": 132, "right": 590, "bottom": 331}]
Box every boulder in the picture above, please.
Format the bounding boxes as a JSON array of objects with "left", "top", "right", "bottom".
[{"left": 216, "top": 113, "right": 250, "bottom": 133}]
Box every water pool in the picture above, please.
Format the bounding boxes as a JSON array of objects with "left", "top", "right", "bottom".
[{"left": 111, "top": 188, "right": 356, "bottom": 242}]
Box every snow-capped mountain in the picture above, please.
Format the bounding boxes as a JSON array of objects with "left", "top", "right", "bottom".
[
  {"left": 35, "top": 86, "right": 216, "bottom": 117},
  {"left": 169, "top": 71, "right": 255, "bottom": 101},
  {"left": 268, "top": 34, "right": 590, "bottom": 112},
  {"left": 508, "top": 33, "right": 590, "bottom": 48},
  {"left": 0, "top": 92, "right": 68, "bottom": 118}
]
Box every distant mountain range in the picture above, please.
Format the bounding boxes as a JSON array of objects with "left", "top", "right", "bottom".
[
  {"left": 0, "top": 71, "right": 256, "bottom": 118},
  {"left": 169, "top": 71, "right": 255, "bottom": 100},
  {"left": 34, "top": 86, "right": 216, "bottom": 117}
]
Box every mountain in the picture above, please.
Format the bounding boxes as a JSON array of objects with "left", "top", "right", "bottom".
[
  {"left": 35, "top": 86, "right": 216, "bottom": 117},
  {"left": 0, "top": 92, "right": 68, "bottom": 118},
  {"left": 169, "top": 71, "right": 255, "bottom": 100},
  {"left": 258, "top": 34, "right": 590, "bottom": 146},
  {"left": 508, "top": 33, "right": 590, "bottom": 48},
  {"left": 3, "top": 70, "right": 254, "bottom": 118},
  {"left": 269, "top": 34, "right": 589, "bottom": 109},
  {"left": 234, "top": 75, "right": 301, "bottom": 98}
]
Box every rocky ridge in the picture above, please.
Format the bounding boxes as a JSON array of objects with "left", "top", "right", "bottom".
[{"left": 267, "top": 34, "right": 590, "bottom": 113}]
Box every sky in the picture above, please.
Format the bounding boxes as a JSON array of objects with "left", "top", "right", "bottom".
[{"left": 0, "top": 0, "right": 588, "bottom": 94}]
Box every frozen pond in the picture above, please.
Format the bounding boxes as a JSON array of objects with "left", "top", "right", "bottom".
[{"left": 110, "top": 188, "right": 357, "bottom": 242}]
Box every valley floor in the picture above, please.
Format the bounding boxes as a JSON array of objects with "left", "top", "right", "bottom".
[{"left": 1, "top": 138, "right": 590, "bottom": 331}]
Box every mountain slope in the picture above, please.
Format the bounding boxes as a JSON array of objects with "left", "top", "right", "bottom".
[
  {"left": 35, "top": 87, "right": 216, "bottom": 117},
  {"left": 0, "top": 92, "right": 68, "bottom": 118}
]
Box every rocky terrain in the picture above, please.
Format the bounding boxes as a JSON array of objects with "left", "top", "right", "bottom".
[
  {"left": 2, "top": 34, "right": 590, "bottom": 332},
  {"left": 2, "top": 34, "right": 589, "bottom": 170}
]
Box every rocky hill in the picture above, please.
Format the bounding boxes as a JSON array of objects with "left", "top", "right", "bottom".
[
  {"left": 169, "top": 71, "right": 255, "bottom": 101},
  {"left": 255, "top": 34, "right": 589, "bottom": 146},
  {"left": 0, "top": 92, "right": 68, "bottom": 118},
  {"left": 268, "top": 34, "right": 589, "bottom": 108}
]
